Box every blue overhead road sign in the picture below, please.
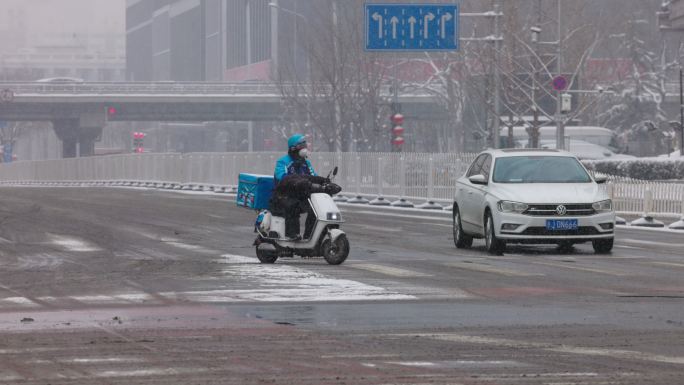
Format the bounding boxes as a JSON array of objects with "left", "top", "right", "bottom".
[{"left": 365, "top": 3, "right": 459, "bottom": 51}]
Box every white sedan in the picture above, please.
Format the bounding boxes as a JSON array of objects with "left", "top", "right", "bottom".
[{"left": 452, "top": 149, "right": 615, "bottom": 255}]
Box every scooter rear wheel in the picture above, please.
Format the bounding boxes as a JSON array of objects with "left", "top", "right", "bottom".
[
  {"left": 256, "top": 245, "right": 278, "bottom": 264},
  {"left": 322, "top": 235, "right": 349, "bottom": 265}
]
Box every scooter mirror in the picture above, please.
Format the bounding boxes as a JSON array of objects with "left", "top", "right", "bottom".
[{"left": 333, "top": 166, "right": 338, "bottom": 176}]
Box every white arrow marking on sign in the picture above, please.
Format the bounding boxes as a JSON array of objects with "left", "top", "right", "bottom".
[
  {"left": 372, "top": 12, "right": 383, "bottom": 39},
  {"left": 440, "top": 12, "right": 453, "bottom": 39},
  {"left": 390, "top": 16, "right": 399, "bottom": 39},
  {"left": 423, "top": 12, "right": 435, "bottom": 38},
  {"left": 408, "top": 16, "right": 417, "bottom": 39}
]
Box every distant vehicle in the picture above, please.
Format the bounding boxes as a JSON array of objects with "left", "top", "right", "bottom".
[
  {"left": 501, "top": 125, "right": 615, "bottom": 147},
  {"left": 452, "top": 149, "right": 615, "bottom": 255},
  {"left": 515, "top": 138, "right": 636, "bottom": 160},
  {"left": 35, "top": 77, "right": 84, "bottom": 83}
]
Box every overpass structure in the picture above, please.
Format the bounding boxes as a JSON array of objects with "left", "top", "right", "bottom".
[{"left": 0, "top": 81, "right": 446, "bottom": 157}]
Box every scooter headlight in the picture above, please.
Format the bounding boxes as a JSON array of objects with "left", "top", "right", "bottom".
[{"left": 326, "top": 212, "right": 342, "bottom": 221}]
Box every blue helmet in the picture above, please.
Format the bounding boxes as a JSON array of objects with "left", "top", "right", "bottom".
[{"left": 287, "top": 133, "right": 307, "bottom": 150}]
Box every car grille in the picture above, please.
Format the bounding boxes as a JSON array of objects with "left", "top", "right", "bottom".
[
  {"left": 523, "top": 204, "right": 595, "bottom": 216},
  {"left": 520, "top": 226, "right": 605, "bottom": 236}
]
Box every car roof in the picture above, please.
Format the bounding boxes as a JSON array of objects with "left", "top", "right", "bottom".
[
  {"left": 483, "top": 148, "right": 579, "bottom": 158},
  {"left": 35, "top": 77, "right": 84, "bottom": 83}
]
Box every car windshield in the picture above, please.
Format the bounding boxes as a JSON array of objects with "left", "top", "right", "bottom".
[{"left": 492, "top": 156, "right": 592, "bottom": 183}]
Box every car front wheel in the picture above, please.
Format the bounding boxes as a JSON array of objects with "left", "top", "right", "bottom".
[
  {"left": 484, "top": 211, "right": 506, "bottom": 255},
  {"left": 592, "top": 238, "right": 613, "bottom": 254}
]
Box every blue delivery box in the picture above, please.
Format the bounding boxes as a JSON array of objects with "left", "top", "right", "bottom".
[{"left": 237, "top": 173, "right": 274, "bottom": 210}]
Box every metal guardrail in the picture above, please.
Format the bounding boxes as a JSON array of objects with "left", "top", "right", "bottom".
[{"left": 0, "top": 152, "right": 682, "bottom": 217}]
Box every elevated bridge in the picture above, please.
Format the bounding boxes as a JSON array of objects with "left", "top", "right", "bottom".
[
  {"left": 0, "top": 81, "right": 446, "bottom": 157},
  {"left": 0, "top": 81, "right": 445, "bottom": 122}
]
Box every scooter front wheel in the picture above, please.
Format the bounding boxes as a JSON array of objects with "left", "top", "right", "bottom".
[
  {"left": 321, "top": 235, "right": 349, "bottom": 265},
  {"left": 256, "top": 245, "right": 278, "bottom": 264}
]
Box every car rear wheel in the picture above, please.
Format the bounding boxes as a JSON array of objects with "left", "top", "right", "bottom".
[
  {"left": 592, "top": 238, "right": 613, "bottom": 254},
  {"left": 453, "top": 206, "right": 473, "bottom": 249},
  {"left": 484, "top": 211, "right": 506, "bottom": 255}
]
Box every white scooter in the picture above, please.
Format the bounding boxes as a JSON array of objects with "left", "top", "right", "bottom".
[{"left": 253, "top": 167, "right": 349, "bottom": 265}]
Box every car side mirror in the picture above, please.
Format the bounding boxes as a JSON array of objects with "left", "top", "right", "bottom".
[
  {"left": 468, "top": 174, "right": 488, "bottom": 185},
  {"left": 594, "top": 175, "right": 608, "bottom": 184}
]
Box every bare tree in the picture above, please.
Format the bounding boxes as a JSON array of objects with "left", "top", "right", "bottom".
[
  {"left": 275, "top": 0, "right": 390, "bottom": 152},
  {"left": 592, "top": 20, "right": 684, "bottom": 155}
]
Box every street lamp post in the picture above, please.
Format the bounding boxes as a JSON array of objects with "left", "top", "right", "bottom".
[
  {"left": 528, "top": 0, "right": 564, "bottom": 150},
  {"left": 268, "top": 2, "right": 316, "bottom": 148},
  {"left": 268, "top": 1, "right": 307, "bottom": 77}
]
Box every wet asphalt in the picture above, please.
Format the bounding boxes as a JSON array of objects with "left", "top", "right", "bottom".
[{"left": 0, "top": 186, "right": 682, "bottom": 384}]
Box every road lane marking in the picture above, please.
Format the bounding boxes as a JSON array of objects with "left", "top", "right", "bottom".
[
  {"left": 63, "top": 357, "right": 141, "bottom": 364},
  {"left": 444, "top": 262, "right": 542, "bottom": 277},
  {"left": 0, "top": 297, "right": 40, "bottom": 308},
  {"left": 618, "top": 239, "right": 684, "bottom": 248},
  {"left": 348, "top": 263, "right": 431, "bottom": 277},
  {"left": 351, "top": 210, "right": 451, "bottom": 222},
  {"left": 386, "top": 360, "right": 526, "bottom": 368},
  {"left": 385, "top": 333, "right": 684, "bottom": 365},
  {"left": 160, "top": 238, "right": 218, "bottom": 254},
  {"left": 346, "top": 223, "right": 403, "bottom": 232},
  {"left": 49, "top": 234, "right": 101, "bottom": 252},
  {"left": 321, "top": 353, "right": 400, "bottom": 359},
  {"left": 68, "top": 293, "right": 155, "bottom": 306},
  {"left": 647, "top": 261, "right": 684, "bottom": 269},
  {"left": 530, "top": 261, "right": 631, "bottom": 276}
]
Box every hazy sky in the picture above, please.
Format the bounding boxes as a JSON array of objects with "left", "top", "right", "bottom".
[{"left": 0, "top": 0, "right": 125, "bottom": 53}]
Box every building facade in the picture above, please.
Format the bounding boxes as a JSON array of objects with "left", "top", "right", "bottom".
[{"left": 126, "top": 0, "right": 309, "bottom": 82}]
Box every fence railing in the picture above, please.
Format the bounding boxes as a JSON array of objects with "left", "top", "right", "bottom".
[{"left": 0, "top": 152, "right": 682, "bottom": 217}]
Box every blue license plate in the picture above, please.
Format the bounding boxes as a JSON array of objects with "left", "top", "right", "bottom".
[{"left": 546, "top": 219, "right": 578, "bottom": 231}]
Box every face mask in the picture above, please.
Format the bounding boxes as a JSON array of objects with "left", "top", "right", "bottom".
[{"left": 298, "top": 148, "right": 309, "bottom": 158}]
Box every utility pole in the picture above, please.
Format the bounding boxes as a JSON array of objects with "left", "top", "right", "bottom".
[
  {"left": 246, "top": 0, "right": 253, "bottom": 152},
  {"left": 555, "top": 0, "right": 564, "bottom": 150},
  {"left": 492, "top": 1, "right": 501, "bottom": 149},
  {"left": 460, "top": 8, "right": 504, "bottom": 151},
  {"left": 530, "top": 0, "right": 542, "bottom": 148},
  {"left": 331, "top": 0, "right": 342, "bottom": 152}
]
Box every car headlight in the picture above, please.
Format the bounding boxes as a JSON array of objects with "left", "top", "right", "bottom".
[
  {"left": 592, "top": 199, "right": 612, "bottom": 212},
  {"left": 497, "top": 201, "right": 528, "bottom": 213},
  {"left": 326, "top": 212, "right": 342, "bottom": 221}
]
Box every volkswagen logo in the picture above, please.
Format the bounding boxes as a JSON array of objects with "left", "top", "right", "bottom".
[{"left": 556, "top": 205, "right": 567, "bottom": 216}]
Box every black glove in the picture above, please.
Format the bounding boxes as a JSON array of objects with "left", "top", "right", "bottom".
[
  {"left": 309, "top": 183, "right": 326, "bottom": 194},
  {"left": 325, "top": 183, "right": 342, "bottom": 196},
  {"left": 306, "top": 175, "right": 328, "bottom": 185}
]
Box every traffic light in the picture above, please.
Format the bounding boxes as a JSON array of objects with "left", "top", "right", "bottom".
[
  {"left": 106, "top": 105, "right": 119, "bottom": 120},
  {"left": 390, "top": 113, "right": 405, "bottom": 151},
  {"left": 132, "top": 132, "right": 146, "bottom": 153}
]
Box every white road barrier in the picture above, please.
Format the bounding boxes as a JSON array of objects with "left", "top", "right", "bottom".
[{"left": 0, "top": 152, "right": 683, "bottom": 218}]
